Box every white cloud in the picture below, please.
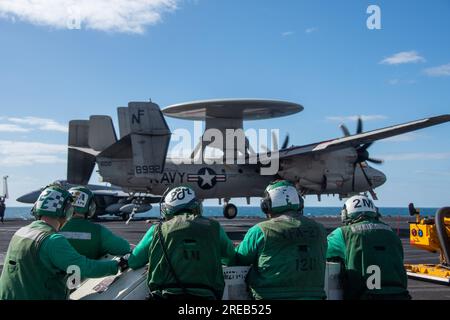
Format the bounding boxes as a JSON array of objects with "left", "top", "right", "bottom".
[
  {"left": 0, "top": 124, "right": 30, "bottom": 133},
  {"left": 381, "top": 152, "right": 450, "bottom": 161},
  {"left": 380, "top": 51, "right": 425, "bottom": 65},
  {"left": 388, "top": 79, "right": 417, "bottom": 85},
  {"left": 423, "top": 63, "right": 450, "bottom": 77},
  {"left": 0, "top": 140, "right": 66, "bottom": 166},
  {"left": 326, "top": 115, "right": 387, "bottom": 122},
  {"left": 7, "top": 117, "right": 68, "bottom": 133},
  {"left": 388, "top": 79, "right": 399, "bottom": 85},
  {"left": 0, "top": 0, "right": 179, "bottom": 34},
  {"left": 305, "top": 27, "right": 317, "bottom": 34},
  {"left": 281, "top": 31, "right": 294, "bottom": 37}
]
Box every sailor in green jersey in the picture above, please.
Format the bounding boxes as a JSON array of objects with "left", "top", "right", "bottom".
[
  {"left": 60, "top": 186, "right": 130, "bottom": 259},
  {"left": 0, "top": 185, "right": 123, "bottom": 300},
  {"left": 128, "top": 186, "right": 236, "bottom": 300},
  {"left": 236, "top": 180, "right": 327, "bottom": 300},
  {"left": 327, "top": 194, "right": 410, "bottom": 300}
]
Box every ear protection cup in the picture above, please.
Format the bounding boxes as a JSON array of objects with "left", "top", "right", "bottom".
[
  {"left": 82, "top": 197, "right": 97, "bottom": 219},
  {"left": 159, "top": 187, "right": 174, "bottom": 220},
  {"left": 260, "top": 192, "right": 272, "bottom": 215},
  {"left": 341, "top": 204, "right": 347, "bottom": 223},
  {"left": 62, "top": 197, "right": 74, "bottom": 220},
  {"left": 191, "top": 199, "right": 203, "bottom": 216}
]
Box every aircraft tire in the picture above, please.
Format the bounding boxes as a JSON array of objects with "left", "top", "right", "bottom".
[
  {"left": 122, "top": 213, "right": 130, "bottom": 221},
  {"left": 223, "top": 204, "right": 238, "bottom": 219}
]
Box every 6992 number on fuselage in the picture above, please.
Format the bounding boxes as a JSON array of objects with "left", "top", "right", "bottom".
[{"left": 135, "top": 165, "right": 161, "bottom": 175}]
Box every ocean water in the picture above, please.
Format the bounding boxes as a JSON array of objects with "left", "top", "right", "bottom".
[{"left": 2, "top": 206, "right": 441, "bottom": 221}]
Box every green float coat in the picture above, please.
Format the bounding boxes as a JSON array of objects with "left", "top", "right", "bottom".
[
  {"left": 60, "top": 217, "right": 130, "bottom": 259},
  {"left": 236, "top": 214, "right": 327, "bottom": 300},
  {"left": 327, "top": 218, "right": 409, "bottom": 299},
  {"left": 128, "top": 213, "right": 236, "bottom": 299},
  {"left": 0, "top": 220, "right": 118, "bottom": 300}
]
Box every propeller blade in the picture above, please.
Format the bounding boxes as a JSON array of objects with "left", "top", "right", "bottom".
[
  {"left": 352, "top": 162, "right": 357, "bottom": 192},
  {"left": 281, "top": 134, "right": 290, "bottom": 149},
  {"left": 368, "top": 189, "right": 378, "bottom": 200},
  {"left": 272, "top": 131, "right": 279, "bottom": 151},
  {"left": 358, "top": 142, "right": 374, "bottom": 152},
  {"left": 340, "top": 124, "right": 351, "bottom": 137},
  {"left": 367, "top": 157, "right": 384, "bottom": 164},
  {"left": 321, "top": 175, "right": 327, "bottom": 192},
  {"left": 359, "top": 162, "right": 373, "bottom": 188},
  {"left": 356, "top": 117, "right": 363, "bottom": 134},
  {"left": 359, "top": 163, "right": 379, "bottom": 200}
]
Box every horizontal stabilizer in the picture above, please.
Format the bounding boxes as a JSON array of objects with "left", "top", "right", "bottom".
[{"left": 98, "top": 135, "right": 132, "bottom": 159}]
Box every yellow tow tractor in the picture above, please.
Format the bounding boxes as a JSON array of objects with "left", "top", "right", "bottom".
[{"left": 405, "top": 204, "right": 450, "bottom": 284}]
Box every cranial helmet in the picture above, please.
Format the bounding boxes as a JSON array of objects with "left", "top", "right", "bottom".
[
  {"left": 34, "top": 185, "right": 74, "bottom": 220},
  {"left": 68, "top": 186, "right": 97, "bottom": 219},
  {"left": 341, "top": 194, "right": 379, "bottom": 224},
  {"left": 260, "top": 180, "right": 303, "bottom": 215},
  {"left": 160, "top": 186, "right": 202, "bottom": 219}
]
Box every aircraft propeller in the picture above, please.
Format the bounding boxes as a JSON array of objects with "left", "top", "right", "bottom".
[
  {"left": 281, "top": 134, "right": 290, "bottom": 149},
  {"left": 341, "top": 117, "right": 384, "bottom": 199},
  {"left": 261, "top": 132, "right": 290, "bottom": 152}
]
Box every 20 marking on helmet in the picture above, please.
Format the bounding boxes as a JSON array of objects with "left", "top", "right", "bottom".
[{"left": 161, "top": 186, "right": 202, "bottom": 219}]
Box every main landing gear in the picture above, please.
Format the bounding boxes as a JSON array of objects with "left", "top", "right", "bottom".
[{"left": 223, "top": 202, "right": 238, "bottom": 219}]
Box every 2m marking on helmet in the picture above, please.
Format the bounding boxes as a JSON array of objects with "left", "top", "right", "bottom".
[{"left": 353, "top": 198, "right": 374, "bottom": 209}]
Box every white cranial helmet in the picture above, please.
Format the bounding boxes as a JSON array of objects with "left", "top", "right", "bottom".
[
  {"left": 341, "top": 194, "right": 378, "bottom": 223},
  {"left": 161, "top": 186, "right": 202, "bottom": 218}
]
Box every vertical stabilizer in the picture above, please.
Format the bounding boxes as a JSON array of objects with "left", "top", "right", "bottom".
[
  {"left": 125, "top": 102, "right": 171, "bottom": 176},
  {"left": 67, "top": 120, "right": 97, "bottom": 185},
  {"left": 117, "top": 107, "right": 131, "bottom": 139},
  {"left": 88, "top": 116, "right": 117, "bottom": 151}
]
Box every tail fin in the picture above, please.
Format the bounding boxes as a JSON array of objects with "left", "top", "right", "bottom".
[
  {"left": 67, "top": 120, "right": 97, "bottom": 185},
  {"left": 88, "top": 116, "right": 117, "bottom": 151},
  {"left": 100, "top": 101, "right": 171, "bottom": 176}
]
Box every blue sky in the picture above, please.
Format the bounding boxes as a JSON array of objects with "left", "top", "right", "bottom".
[{"left": 0, "top": 0, "right": 449, "bottom": 208}]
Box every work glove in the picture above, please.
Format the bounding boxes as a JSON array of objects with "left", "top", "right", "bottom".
[{"left": 118, "top": 257, "right": 129, "bottom": 272}]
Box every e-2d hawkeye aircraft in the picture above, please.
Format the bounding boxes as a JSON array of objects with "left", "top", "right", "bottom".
[{"left": 66, "top": 99, "right": 450, "bottom": 219}]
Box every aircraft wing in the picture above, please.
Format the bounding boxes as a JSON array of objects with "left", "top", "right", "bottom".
[
  {"left": 251, "top": 114, "right": 450, "bottom": 161},
  {"left": 92, "top": 189, "right": 130, "bottom": 198},
  {"left": 92, "top": 189, "right": 161, "bottom": 202}
]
